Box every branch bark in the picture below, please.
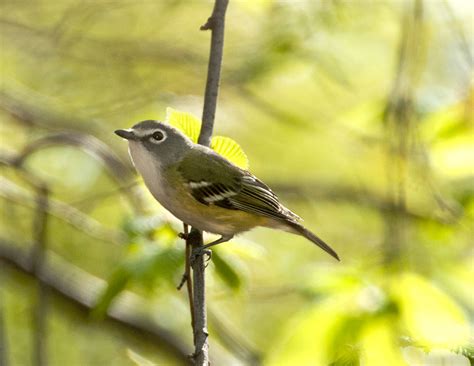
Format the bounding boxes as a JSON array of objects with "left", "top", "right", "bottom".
[
  {"left": 189, "top": 1, "right": 229, "bottom": 364},
  {"left": 198, "top": 0, "right": 229, "bottom": 147},
  {"left": 188, "top": 229, "right": 208, "bottom": 364}
]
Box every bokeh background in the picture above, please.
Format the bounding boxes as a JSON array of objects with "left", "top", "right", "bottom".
[{"left": 0, "top": 1, "right": 472, "bottom": 365}]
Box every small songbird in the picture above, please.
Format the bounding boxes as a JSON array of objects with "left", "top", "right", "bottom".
[{"left": 115, "top": 120, "right": 339, "bottom": 260}]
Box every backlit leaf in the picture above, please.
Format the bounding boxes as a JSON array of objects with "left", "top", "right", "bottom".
[
  {"left": 211, "top": 136, "right": 249, "bottom": 169},
  {"left": 360, "top": 319, "right": 407, "bottom": 366},
  {"left": 166, "top": 107, "right": 200, "bottom": 143},
  {"left": 391, "top": 273, "right": 469, "bottom": 348},
  {"left": 166, "top": 107, "right": 249, "bottom": 169},
  {"left": 92, "top": 242, "right": 184, "bottom": 318},
  {"left": 267, "top": 300, "right": 348, "bottom": 366}
]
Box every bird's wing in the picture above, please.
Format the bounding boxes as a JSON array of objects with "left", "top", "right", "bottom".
[{"left": 177, "top": 147, "right": 300, "bottom": 222}]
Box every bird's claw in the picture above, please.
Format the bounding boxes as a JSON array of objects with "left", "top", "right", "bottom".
[
  {"left": 178, "top": 232, "right": 189, "bottom": 240},
  {"left": 176, "top": 273, "right": 188, "bottom": 290},
  {"left": 190, "top": 247, "right": 212, "bottom": 266}
]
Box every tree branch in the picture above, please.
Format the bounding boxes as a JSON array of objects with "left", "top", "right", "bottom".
[
  {"left": 188, "top": 229, "right": 208, "bottom": 364},
  {"left": 0, "top": 302, "right": 7, "bottom": 366},
  {"left": 188, "top": 1, "right": 229, "bottom": 364},
  {"left": 382, "top": 0, "right": 424, "bottom": 263},
  {"left": 0, "top": 175, "right": 126, "bottom": 244},
  {"left": 198, "top": 0, "right": 229, "bottom": 147},
  {"left": 30, "top": 184, "right": 49, "bottom": 366},
  {"left": 0, "top": 239, "right": 191, "bottom": 364}
]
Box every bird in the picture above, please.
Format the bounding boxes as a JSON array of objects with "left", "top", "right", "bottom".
[{"left": 115, "top": 120, "right": 339, "bottom": 261}]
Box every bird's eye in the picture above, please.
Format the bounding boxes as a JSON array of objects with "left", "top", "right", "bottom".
[{"left": 150, "top": 130, "right": 165, "bottom": 142}]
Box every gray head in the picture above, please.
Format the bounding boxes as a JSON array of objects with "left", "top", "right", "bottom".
[{"left": 115, "top": 120, "right": 193, "bottom": 167}]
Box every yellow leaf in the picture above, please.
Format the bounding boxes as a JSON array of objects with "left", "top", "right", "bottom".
[
  {"left": 360, "top": 319, "right": 408, "bottom": 366},
  {"left": 166, "top": 107, "right": 201, "bottom": 143},
  {"left": 211, "top": 136, "right": 249, "bottom": 170},
  {"left": 266, "top": 300, "right": 347, "bottom": 366},
  {"left": 165, "top": 107, "right": 249, "bottom": 169}
]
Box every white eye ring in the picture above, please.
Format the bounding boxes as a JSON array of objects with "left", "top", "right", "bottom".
[{"left": 149, "top": 130, "right": 166, "bottom": 143}]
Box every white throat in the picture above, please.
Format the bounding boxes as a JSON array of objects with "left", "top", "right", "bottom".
[{"left": 128, "top": 141, "right": 166, "bottom": 201}]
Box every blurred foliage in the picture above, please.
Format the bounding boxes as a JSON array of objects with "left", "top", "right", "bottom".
[{"left": 0, "top": 0, "right": 472, "bottom": 366}]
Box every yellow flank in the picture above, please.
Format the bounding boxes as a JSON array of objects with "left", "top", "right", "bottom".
[{"left": 167, "top": 165, "right": 267, "bottom": 235}]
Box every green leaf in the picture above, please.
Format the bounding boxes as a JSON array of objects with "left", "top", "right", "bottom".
[
  {"left": 359, "top": 319, "right": 407, "bottom": 366},
  {"left": 92, "top": 268, "right": 131, "bottom": 319},
  {"left": 92, "top": 243, "right": 184, "bottom": 318},
  {"left": 165, "top": 107, "right": 249, "bottom": 169},
  {"left": 421, "top": 101, "right": 470, "bottom": 142},
  {"left": 391, "top": 273, "right": 469, "bottom": 348},
  {"left": 211, "top": 136, "right": 249, "bottom": 170},
  {"left": 166, "top": 107, "right": 200, "bottom": 143},
  {"left": 328, "top": 316, "right": 362, "bottom": 366},
  {"left": 212, "top": 250, "right": 242, "bottom": 290},
  {"left": 267, "top": 300, "right": 348, "bottom": 366}
]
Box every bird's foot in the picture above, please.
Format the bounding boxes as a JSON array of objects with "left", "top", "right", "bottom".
[
  {"left": 190, "top": 246, "right": 212, "bottom": 266},
  {"left": 178, "top": 232, "right": 189, "bottom": 240}
]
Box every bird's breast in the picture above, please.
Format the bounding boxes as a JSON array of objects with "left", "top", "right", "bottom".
[
  {"left": 128, "top": 142, "right": 169, "bottom": 202},
  {"left": 127, "top": 142, "right": 202, "bottom": 225},
  {"left": 127, "top": 142, "right": 263, "bottom": 236}
]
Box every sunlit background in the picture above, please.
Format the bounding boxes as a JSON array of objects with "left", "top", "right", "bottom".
[{"left": 0, "top": 0, "right": 472, "bottom": 365}]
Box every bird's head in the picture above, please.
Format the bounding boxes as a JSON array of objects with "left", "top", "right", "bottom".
[{"left": 115, "top": 120, "right": 193, "bottom": 168}]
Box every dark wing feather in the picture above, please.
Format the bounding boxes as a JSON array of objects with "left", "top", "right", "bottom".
[
  {"left": 178, "top": 148, "right": 339, "bottom": 260},
  {"left": 190, "top": 182, "right": 238, "bottom": 209},
  {"left": 178, "top": 148, "right": 300, "bottom": 222},
  {"left": 222, "top": 175, "right": 300, "bottom": 221}
]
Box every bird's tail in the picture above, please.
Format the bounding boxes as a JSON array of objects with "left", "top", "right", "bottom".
[{"left": 286, "top": 222, "right": 340, "bottom": 261}]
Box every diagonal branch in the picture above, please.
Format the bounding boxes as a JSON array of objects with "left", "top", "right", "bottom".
[
  {"left": 0, "top": 239, "right": 191, "bottom": 364},
  {"left": 0, "top": 176, "right": 126, "bottom": 244}
]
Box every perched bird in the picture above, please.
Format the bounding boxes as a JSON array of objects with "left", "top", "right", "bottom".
[{"left": 115, "top": 120, "right": 339, "bottom": 261}]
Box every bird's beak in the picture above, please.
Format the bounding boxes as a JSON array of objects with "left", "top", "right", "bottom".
[{"left": 114, "top": 129, "right": 137, "bottom": 140}]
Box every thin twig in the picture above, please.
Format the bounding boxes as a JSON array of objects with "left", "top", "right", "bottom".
[
  {"left": 177, "top": 224, "right": 195, "bottom": 337},
  {"left": 0, "top": 176, "right": 125, "bottom": 244},
  {"left": 189, "top": 0, "right": 229, "bottom": 364},
  {"left": 0, "top": 302, "right": 7, "bottom": 366},
  {"left": 184, "top": 225, "right": 195, "bottom": 335},
  {"left": 13, "top": 132, "right": 144, "bottom": 213},
  {"left": 441, "top": 0, "right": 473, "bottom": 68},
  {"left": 382, "top": 0, "right": 424, "bottom": 263},
  {"left": 30, "top": 184, "right": 49, "bottom": 366},
  {"left": 198, "top": 0, "right": 229, "bottom": 147},
  {"left": 8, "top": 156, "right": 52, "bottom": 366}
]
